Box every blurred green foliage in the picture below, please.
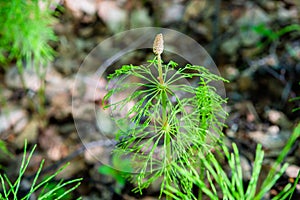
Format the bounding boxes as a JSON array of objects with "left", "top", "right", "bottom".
[
  {"left": 0, "top": 0, "right": 57, "bottom": 71},
  {"left": 98, "top": 155, "right": 132, "bottom": 194},
  {"left": 0, "top": 0, "right": 58, "bottom": 118},
  {"left": 252, "top": 23, "right": 300, "bottom": 49}
]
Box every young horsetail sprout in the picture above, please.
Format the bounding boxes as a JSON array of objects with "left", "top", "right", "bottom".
[{"left": 104, "top": 33, "right": 228, "bottom": 198}]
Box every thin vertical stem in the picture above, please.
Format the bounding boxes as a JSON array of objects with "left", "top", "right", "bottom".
[
  {"left": 198, "top": 161, "right": 204, "bottom": 200},
  {"left": 37, "top": 78, "right": 47, "bottom": 127},
  {"left": 153, "top": 33, "right": 172, "bottom": 200},
  {"left": 158, "top": 55, "right": 172, "bottom": 200},
  {"left": 157, "top": 54, "right": 164, "bottom": 85},
  {"left": 16, "top": 61, "right": 35, "bottom": 112},
  {"left": 158, "top": 55, "right": 168, "bottom": 126}
]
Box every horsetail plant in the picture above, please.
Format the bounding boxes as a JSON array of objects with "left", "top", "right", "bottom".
[
  {"left": 0, "top": 141, "right": 82, "bottom": 200},
  {"left": 0, "top": 0, "right": 57, "bottom": 119},
  {"left": 103, "top": 34, "right": 228, "bottom": 198},
  {"left": 166, "top": 123, "right": 300, "bottom": 200}
]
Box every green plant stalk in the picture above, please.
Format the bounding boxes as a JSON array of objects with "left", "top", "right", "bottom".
[
  {"left": 157, "top": 54, "right": 164, "bottom": 85},
  {"left": 16, "top": 62, "right": 36, "bottom": 113},
  {"left": 156, "top": 53, "right": 170, "bottom": 161},
  {"left": 197, "top": 162, "right": 204, "bottom": 200},
  {"left": 157, "top": 53, "right": 172, "bottom": 200},
  {"left": 161, "top": 91, "right": 171, "bottom": 164},
  {"left": 37, "top": 78, "right": 47, "bottom": 123},
  {"left": 165, "top": 132, "right": 172, "bottom": 200}
]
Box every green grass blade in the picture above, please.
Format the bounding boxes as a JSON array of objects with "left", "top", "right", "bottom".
[
  {"left": 245, "top": 144, "right": 264, "bottom": 200},
  {"left": 288, "top": 170, "right": 300, "bottom": 200},
  {"left": 0, "top": 174, "right": 8, "bottom": 198},
  {"left": 232, "top": 143, "right": 245, "bottom": 198},
  {"left": 272, "top": 183, "right": 292, "bottom": 200}
]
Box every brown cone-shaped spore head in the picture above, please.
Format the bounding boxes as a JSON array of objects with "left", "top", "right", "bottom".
[{"left": 153, "top": 33, "right": 164, "bottom": 55}]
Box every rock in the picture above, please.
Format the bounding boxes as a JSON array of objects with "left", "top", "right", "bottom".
[
  {"left": 162, "top": 3, "right": 185, "bottom": 24},
  {"left": 84, "top": 145, "right": 110, "bottom": 165},
  {"left": 45, "top": 68, "right": 74, "bottom": 119},
  {"left": 75, "top": 38, "right": 95, "bottom": 53},
  {"left": 239, "top": 29, "right": 261, "bottom": 47},
  {"left": 45, "top": 77, "right": 73, "bottom": 99},
  {"left": 237, "top": 5, "right": 271, "bottom": 46},
  {"left": 96, "top": 110, "right": 116, "bottom": 137},
  {"left": 56, "top": 158, "right": 86, "bottom": 179},
  {"left": 53, "top": 38, "right": 81, "bottom": 76},
  {"left": 65, "top": 0, "right": 97, "bottom": 18},
  {"left": 81, "top": 75, "right": 107, "bottom": 102},
  {"left": 14, "top": 119, "right": 39, "bottom": 148},
  {"left": 72, "top": 102, "right": 95, "bottom": 121},
  {"left": 97, "top": 1, "right": 127, "bottom": 33},
  {"left": 45, "top": 66, "right": 64, "bottom": 85},
  {"left": 5, "top": 65, "right": 42, "bottom": 91},
  {"left": 261, "top": 1, "right": 277, "bottom": 11},
  {"left": 223, "top": 65, "right": 240, "bottom": 81},
  {"left": 267, "top": 125, "right": 280, "bottom": 135},
  {"left": 240, "top": 155, "right": 252, "bottom": 180},
  {"left": 187, "top": 21, "right": 212, "bottom": 41},
  {"left": 241, "top": 46, "right": 261, "bottom": 58},
  {"left": 38, "top": 126, "right": 69, "bottom": 161},
  {"left": 277, "top": 7, "right": 298, "bottom": 21},
  {"left": 78, "top": 27, "right": 94, "bottom": 38},
  {"left": 286, "top": 165, "right": 300, "bottom": 178},
  {"left": 184, "top": 0, "right": 207, "bottom": 21},
  {"left": 130, "top": 8, "right": 152, "bottom": 28},
  {"left": 265, "top": 110, "right": 293, "bottom": 129},
  {"left": 237, "top": 4, "right": 271, "bottom": 25},
  {"left": 265, "top": 54, "right": 279, "bottom": 67},
  {"left": 58, "top": 123, "right": 76, "bottom": 135},
  {"left": 249, "top": 129, "right": 290, "bottom": 150},
  {"left": 0, "top": 108, "right": 28, "bottom": 137},
  {"left": 53, "top": 57, "right": 79, "bottom": 75},
  {"left": 76, "top": 120, "right": 105, "bottom": 144},
  {"left": 220, "top": 37, "right": 240, "bottom": 58},
  {"left": 38, "top": 0, "right": 60, "bottom": 11},
  {"left": 54, "top": 22, "right": 74, "bottom": 36},
  {"left": 47, "top": 90, "right": 72, "bottom": 120},
  {"left": 0, "top": 86, "right": 12, "bottom": 101},
  {"left": 288, "top": 44, "right": 300, "bottom": 60}
]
